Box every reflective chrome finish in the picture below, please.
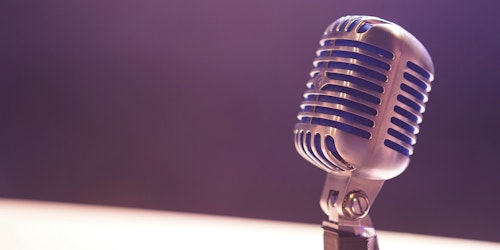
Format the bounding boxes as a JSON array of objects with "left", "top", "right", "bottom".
[{"left": 293, "top": 15, "right": 435, "bottom": 250}]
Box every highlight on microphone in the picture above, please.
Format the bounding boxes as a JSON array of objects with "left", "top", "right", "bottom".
[
  {"left": 292, "top": 15, "right": 435, "bottom": 250},
  {"left": 294, "top": 15, "right": 434, "bottom": 180}
]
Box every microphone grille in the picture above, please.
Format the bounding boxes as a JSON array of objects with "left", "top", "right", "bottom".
[
  {"left": 385, "top": 61, "right": 433, "bottom": 156},
  {"left": 294, "top": 15, "right": 435, "bottom": 177}
]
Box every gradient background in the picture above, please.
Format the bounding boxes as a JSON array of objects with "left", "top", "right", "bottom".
[{"left": 2, "top": 0, "right": 500, "bottom": 243}]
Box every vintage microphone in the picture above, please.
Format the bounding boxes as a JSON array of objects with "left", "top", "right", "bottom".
[{"left": 293, "top": 15, "right": 435, "bottom": 250}]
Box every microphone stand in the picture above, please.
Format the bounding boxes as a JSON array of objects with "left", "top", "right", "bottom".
[
  {"left": 319, "top": 174, "right": 384, "bottom": 250},
  {"left": 323, "top": 221, "right": 379, "bottom": 250}
]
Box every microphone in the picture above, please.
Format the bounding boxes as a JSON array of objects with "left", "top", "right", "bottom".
[{"left": 293, "top": 15, "right": 435, "bottom": 250}]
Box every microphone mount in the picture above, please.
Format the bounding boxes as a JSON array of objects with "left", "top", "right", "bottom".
[{"left": 320, "top": 174, "right": 383, "bottom": 250}]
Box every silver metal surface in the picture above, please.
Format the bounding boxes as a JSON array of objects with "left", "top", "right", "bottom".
[
  {"left": 323, "top": 222, "right": 379, "bottom": 250},
  {"left": 293, "top": 15, "right": 435, "bottom": 250},
  {"left": 342, "top": 191, "right": 370, "bottom": 219}
]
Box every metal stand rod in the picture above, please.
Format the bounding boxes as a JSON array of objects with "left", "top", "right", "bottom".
[{"left": 323, "top": 224, "right": 379, "bottom": 250}]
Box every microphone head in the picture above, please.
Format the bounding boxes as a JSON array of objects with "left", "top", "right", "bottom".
[{"left": 294, "top": 15, "right": 435, "bottom": 180}]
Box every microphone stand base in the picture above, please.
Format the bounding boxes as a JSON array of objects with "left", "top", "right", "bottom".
[{"left": 323, "top": 225, "right": 379, "bottom": 250}]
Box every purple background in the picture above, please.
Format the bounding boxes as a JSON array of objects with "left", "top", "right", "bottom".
[{"left": 2, "top": 0, "right": 500, "bottom": 242}]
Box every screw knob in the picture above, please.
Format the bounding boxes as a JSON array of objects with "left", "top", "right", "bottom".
[{"left": 342, "top": 191, "right": 370, "bottom": 220}]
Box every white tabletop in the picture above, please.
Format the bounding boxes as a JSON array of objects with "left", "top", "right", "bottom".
[{"left": 0, "top": 198, "right": 497, "bottom": 250}]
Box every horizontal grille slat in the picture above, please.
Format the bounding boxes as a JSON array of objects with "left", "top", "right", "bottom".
[
  {"left": 404, "top": 72, "right": 430, "bottom": 91},
  {"left": 326, "top": 72, "right": 384, "bottom": 93},
  {"left": 310, "top": 117, "right": 371, "bottom": 139},
  {"left": 330, "top": 50, "right": 390, "bottom": 70},
  {"left": 321, "top": 85, "right": 381, "bottom": 105},
  {"left": 407, "top": 61, "right": 432, "bottom": 80},
  {"left": 315, "top": 61, "right": 387, "bottom": 82},
  {"left": 390, "top": 117, "right": 415, "bottom": 134},
  {"left": 394, "top": 106, "right": 419, "bottom": 123},
  {"left": 310, "top": 106, "right": 374, "bottom": 127},
  {"left": 303, "top": 94, "right": 377, "bottom": 116},
  {"left": 331, "top": 39, "right": 394, "bottom": 59},
  {"left": 384, "top": 139, "right": 410, "bottom": 156},
  {"left": 400, "top": 83, "right": 425, "bottom": 102},
  {"left": 397, "top": 94, "right": 422, "bottom": 112},
  {"left": 387, "top": 128, "right": 413, "bottom": 145}
]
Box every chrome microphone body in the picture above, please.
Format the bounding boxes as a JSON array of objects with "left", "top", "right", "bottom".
[{"left": 293, "top": 16, "right": 434, "bottom": 250}]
